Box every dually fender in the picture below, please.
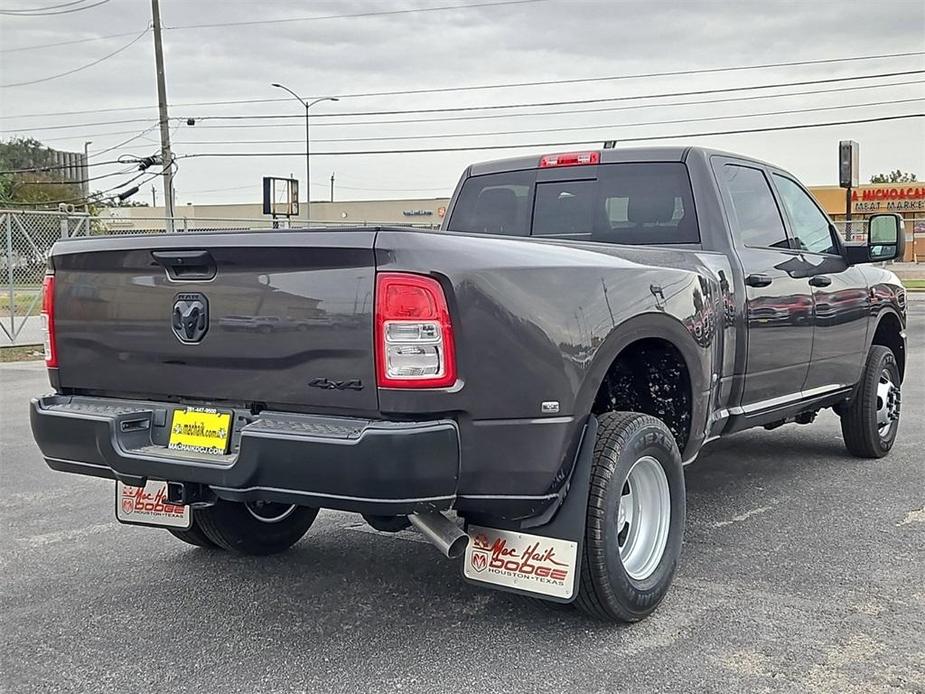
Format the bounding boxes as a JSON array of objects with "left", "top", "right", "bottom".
[{"left": 572, "top": 309, "right": 715, "bottom": 461}]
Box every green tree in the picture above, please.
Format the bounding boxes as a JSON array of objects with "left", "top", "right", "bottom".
[
  {"left": 0, "top": 137, "right": 82, "bottom": 207},
  {"left": 870, "top": 170, "right": 918, "bottom": 183}
]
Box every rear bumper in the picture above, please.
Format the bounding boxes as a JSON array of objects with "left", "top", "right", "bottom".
[{"left": 30, "top": 394, "right": 459, "bottom": 515}]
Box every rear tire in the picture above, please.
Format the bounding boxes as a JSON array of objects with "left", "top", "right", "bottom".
[
  {"left": 197, "top": 500, "right": 318, "bottom": 555},
  {"left": 167, "top": 516, "right": 220, "bottom": 549},
  {"left": 839, "top": 345, "right": 901, "bottom": 458},
  {"left": 574, "top": 411, "right": 685, "bottom": 622}
]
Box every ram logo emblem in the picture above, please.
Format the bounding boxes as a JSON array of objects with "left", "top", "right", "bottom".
[{"left": 172, "top": 293, "right": 209, "bottom": 344}]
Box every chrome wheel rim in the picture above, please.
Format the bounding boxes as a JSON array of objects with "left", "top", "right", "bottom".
[
  {"left": 245, "top": 501, "right": 297, "bottom": 524},
  {"left": 876, "top": 368, "right": 901, "bottom": 438},
  {"left": 617, "top": 456, "right": 671, "bottom": 581}
]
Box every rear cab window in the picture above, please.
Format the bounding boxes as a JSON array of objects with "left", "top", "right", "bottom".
[{"left": 446, "top": 162, "right": 699, "bottom": 245}]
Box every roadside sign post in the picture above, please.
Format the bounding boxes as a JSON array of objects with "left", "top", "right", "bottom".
[
  {"left": 839, "top": 140, "right": 860, "bottom": 237},
  {"left": 262, "top": 177, "right": 300, "bottom": 229}
]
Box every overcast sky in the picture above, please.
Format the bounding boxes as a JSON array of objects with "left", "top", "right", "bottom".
[{"left": 1, "top": 0, "right": 923, "bottom": 208}]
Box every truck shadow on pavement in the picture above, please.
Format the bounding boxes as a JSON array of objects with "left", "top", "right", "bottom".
[{"left": 151, "top": 416, "right": 865, "bottom": 636}]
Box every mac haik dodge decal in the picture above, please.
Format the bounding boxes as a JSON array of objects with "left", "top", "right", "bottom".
[
  {"left": 464, "top": 526, "right": 578, "bottom": 599},
  {"left": 116, "top": 480, "right": 190, "bottom": 529}
]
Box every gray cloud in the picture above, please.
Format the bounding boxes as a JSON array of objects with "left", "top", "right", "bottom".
[{"left": 1, "top": 0, "right": 923, "bottom": 204}]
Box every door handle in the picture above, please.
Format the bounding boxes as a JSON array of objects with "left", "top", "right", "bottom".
[
  {"left": 152, "top": 250, "right": 216, "bottom": 280},
  {"left": 808, "top": 275, "right": 832, "bottom": 288},
  {"left": 745, "top": 273, "right": 773, "bottom": 288}
]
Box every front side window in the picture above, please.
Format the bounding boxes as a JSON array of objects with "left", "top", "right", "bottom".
[
  {"left": 772, "top": 174, "right": 838, "bottom": 255},
  {"left": 723, "top": 165, "right": 789, "bottom": 249}
]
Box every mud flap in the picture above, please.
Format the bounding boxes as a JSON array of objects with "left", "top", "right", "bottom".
[{"left": 461, "top": 416, "right": 598, "bottom": 603}]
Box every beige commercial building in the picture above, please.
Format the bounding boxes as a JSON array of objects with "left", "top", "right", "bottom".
[
  {"left": 102, "top": 184, "right": 923, "bottom": 261},
  {"left": 100, "top": 198, "right": 451, "bottom": 231}
]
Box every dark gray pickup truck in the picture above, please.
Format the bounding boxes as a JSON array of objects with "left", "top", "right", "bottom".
[{"left": 30, "top": 146, "right": 907, "bottom": 622}]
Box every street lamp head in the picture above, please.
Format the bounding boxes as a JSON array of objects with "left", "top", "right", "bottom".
[{"left": 270, "top": 83, "right": 282, "bottom": 88}]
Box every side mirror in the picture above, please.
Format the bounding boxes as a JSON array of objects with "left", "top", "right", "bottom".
[{"left": 845, "top": 213, "right": 905, "bottom": 264}]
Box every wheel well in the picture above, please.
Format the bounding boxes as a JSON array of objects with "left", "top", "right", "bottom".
[
  {"left": 872, "top": 312, "right": 905, "bottom": 380},
  {"left": 591, "top": 338, "right": 692, "bottom": 451}
]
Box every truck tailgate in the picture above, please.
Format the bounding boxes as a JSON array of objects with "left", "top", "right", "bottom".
[{"left": 50, "top": 230, "right": 379, "bottom": 413}]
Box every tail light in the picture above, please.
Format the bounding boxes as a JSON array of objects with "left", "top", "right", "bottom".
[
  {"left": 41, "top": 274, "right": 58, "bottom": 368},
  {"left": 539, "top": 151, "right": 600, "bottom": 168},
  {"left": 375, "top": 272, "right": 456, "bottom": 388}
]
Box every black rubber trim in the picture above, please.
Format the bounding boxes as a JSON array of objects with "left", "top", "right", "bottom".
[{"left": 31, "top": 394, "right": 460, "bottom": 516}]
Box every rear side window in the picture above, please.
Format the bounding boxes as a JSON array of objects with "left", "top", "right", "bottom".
[
  {"left": 723, "top": 165, "right": 790, "bottom": 249},
  {"left": 591, "top": 163, "right": 697, "bottom": 244},
  {"left": 447, "top": 162, "right": 699, "bottom": 245},
  {"left": 446, "top": 170, "right": 533, "bottom": 236}
]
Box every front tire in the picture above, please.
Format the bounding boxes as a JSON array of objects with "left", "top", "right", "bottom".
[
  {"left": 840, "top": 345, "right": 901, "bottom": 458},
  {"left": 197, "top": 500, "right": 318, "bottom": 555},
  {"left": 575, "top": 412, "right": 685, "bottom": 622}
]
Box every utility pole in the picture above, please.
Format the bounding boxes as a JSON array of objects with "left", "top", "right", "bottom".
[
  {"left": 151, "top": 185, "right": 157, "bottom": 207},
  {"left": 330, "top": 171, "right": 335, "bottom": 202},
  {"left": 82, "top": 141, "right": 92, "bottom": 200},
  {"left": 151, "top": 0, "right": 176, "bottom": 232}
]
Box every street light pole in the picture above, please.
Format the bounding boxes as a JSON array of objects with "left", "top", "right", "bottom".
[{"left": 271, "top": 83, "right": 338, "bottom": 224}]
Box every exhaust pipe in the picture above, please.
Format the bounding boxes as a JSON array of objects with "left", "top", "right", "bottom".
[{"left": 409, "top": 512, "right": 470, "bottom": 559}]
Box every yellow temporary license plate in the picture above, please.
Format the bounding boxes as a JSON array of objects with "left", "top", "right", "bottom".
[{"left": 168, "top": 407, "right": 232, "bottom": 455}]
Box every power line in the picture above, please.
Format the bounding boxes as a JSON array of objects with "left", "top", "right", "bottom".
[
  {"left": 187, "top": 79, "right": 925, "bottom": 130},
  {"left": 17, "top": 128, "right": 157, "bottom": 143},
  {"left": 0, "top": 0, "right": 110, "bottom": 16},
  {"left": 2, "top": 167, "right": 161, "bottom": 206},
  {"left": 0, "top": 0, "right": 549, "bottom": 53},
  {"left": 0, "top": 0, "right": 92, "bottom": 13},
  {"left": 9, "top": 70, "right": 917, "bottom": 134},
  {"left": 171, "top": 97, "right": 924, "bottom": 145},
  {"left": 15, "top": 78, "right": 921, "bottom": 144},
  {"left": 222, "top": 50, "right": 925, "bottom": 102},
  {"left": 191, "top": 69, "right": 925, "bottom": 121},
  {"left": 0, "top": 28, "right": 150, "bottom": 88},
  {"left": 174, "top": 113, "right": 925, "bottom": 159},
  {"left": 0, "top": 157, "right": 127, "bottom": 174},
  {"left": 87, "top": 123, "right": 161, "bottom": 158},
  {"left": 0, "top": 29, "right": 143, "bottom": 54},
  {"left": 163, "top": 0, "right": 552, "bottom": 31},
  {"left": 13, "top": 164, "right": 139, "bottom": 185},
  {"left": 1, "top": 117, "right": 157, "bottom": 133},
  {"left": 3, "top": 49, "right": 921, "bottom": 120},
  {"left": 3, "top": 0, "right": 92, "bottom": 9}
]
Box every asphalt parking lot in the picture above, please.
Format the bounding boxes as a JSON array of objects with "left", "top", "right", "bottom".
[{"left": 2, "top": 303, "right": 923, "bottom": 694}]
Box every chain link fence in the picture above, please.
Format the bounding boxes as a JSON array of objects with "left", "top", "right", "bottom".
[
  {"left": 832, "top": 219, "right": 868, "bottom": 244},
  {"left": 1, "top": 209, "right": 91, "bottom": 345},
  {"left": 93, "top": 215, "right": 439, "bottom": 235},
  {"left": 1, "top": 210, "right": 438, "bottom": 344},
  {"left": 1, "top": 210, "right": 897, "bottom": 346}
]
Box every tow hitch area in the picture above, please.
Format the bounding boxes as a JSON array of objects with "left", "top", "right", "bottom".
[
  {"left": 115, "top": 480, "right": 191, "bottom": 529},
  {"left": 461, "top": 416, "right": 598, "bottom": 602}
]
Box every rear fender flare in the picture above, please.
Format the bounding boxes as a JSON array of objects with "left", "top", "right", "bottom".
[{"left": 572, "top": 312, "right": 709, "bottom": 456}]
